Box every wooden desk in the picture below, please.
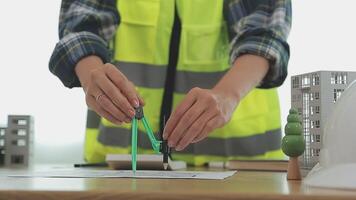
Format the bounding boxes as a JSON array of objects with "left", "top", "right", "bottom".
[{"left": 0, "top": 167, "right": 355, "bottom": 200}]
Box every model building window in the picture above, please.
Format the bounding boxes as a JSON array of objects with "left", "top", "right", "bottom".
[
  {"left": 292, "top": 77, "right": 300, "bottom": 88},
  {"left": 331, "top": 72, "right": 348, "bottom": 85},
  {"left": 11, "top": 139, "right": 26, "bottom": 146},
  {"left": 302, "top": 93, "right": 310, "bottom": 118},
  {"left": 0, "top": 150, "right": 4, "bottom": 165},
  {"left": 312, "top": 149, "right": 320, "bottom": 157},
  {"left": 342, "top": 73, "right": 347, "bottom": 84},
  {"left": 312, "top": 74, "right": 320, "bottom": 85},
  {"left": 333, "top": 89, "right": 344, "bottom": 102},
  {"left": 315, "top": 120, "right": 320, "bottom": 128},
  {"left": 331, "top": 73, "right": 339, "bottom": 84},
  {"left": 298, "top": 107, "right": 302, "bottom": 115},
  {"left": 13, "top": 119, "right": 27, "bottom": 126},
  {"left": 303, "top": 118, "right": 310, "bottom": 135},
  {"left": 302, "top": 75, "right": 310, "bottom": 88},
  {"left": 316, "top": 135, "right": 321, "bottom": 142},
  {"left": 11, "top": 155, "right": 24, "bottom": 164},
  {"left": 0, "top": 129, "right": 5, "bottom": 136},
  {"left": 315, "top": 75, "right": 320, "bottom": 85},
  {"left": 12, "top": 129, "right": 27, "bottom": 136},
  {"left": 310, "top": 106, "right": 314, "bottom": 115},
  {"left": 314, "top": 92, "right": 319, "bottom": 100},
  {"left": 315, "top": 106, "right": 320, "bottom": 114},
  {"left": 338, "top": 73, "right": 342, "bottom": 84}
]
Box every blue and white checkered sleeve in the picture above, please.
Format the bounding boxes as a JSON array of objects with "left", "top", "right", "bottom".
[
  {"left": 49, "top": 0, "right": 119, "bottom": 88},
  {"left": 225, "top": 0, "right": 292, "bottom": 88}
]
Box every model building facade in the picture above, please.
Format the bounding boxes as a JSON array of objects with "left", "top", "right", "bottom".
[
  {"left": 291, "top": 71, "right": 356, "bottom": 169},
  {"left": 0, "top": 115, "right": 34, "bottom": 167}
]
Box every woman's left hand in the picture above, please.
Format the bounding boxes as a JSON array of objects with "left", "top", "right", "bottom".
[{"left": 163, "top": 87, "right": 239, "bottom": 151}]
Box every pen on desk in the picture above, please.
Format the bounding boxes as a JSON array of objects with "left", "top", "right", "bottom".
[
  {"left": 162, "top": 116, "right": 169, "bottom": 170},
  {"left": 73, "top": 162, "right": 108, "bottom": 168},
  {"left": 162, "top": 140, "right": 169, "bottom": 170}
]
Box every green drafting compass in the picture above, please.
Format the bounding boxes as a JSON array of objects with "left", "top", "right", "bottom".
[{"left": 131, "top": 106, "right": 170, "bottom": 173}]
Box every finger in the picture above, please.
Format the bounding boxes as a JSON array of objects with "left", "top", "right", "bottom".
[
  {"left": 87, "top": 96, "right": 123, "bottom": 125},
  {"left": 105, "top": 64, "right": 140, "bottom": 108},
  {"left": 95, "top": 74, "right": 135, "bottom": 118},
  {"left": 192, "top": 116, "right": 224, "bottom": 143},
  {"left": 163, "top": 88, "right": 199, "bottom": 140},
  {"left": 95, "top": 93, "right": 130, "bottom": 123},
  {"left": 167, "top": 101, "right": 206, "bottom": 148},
  {"left": 137, "top": 93, "right": 145, "bottom": 106},
  {"left": 175, "top": 107, "right": 218, "bottom": 151},
  {"left": 125, "top": 81, "right": 142, "bottom": 108}
]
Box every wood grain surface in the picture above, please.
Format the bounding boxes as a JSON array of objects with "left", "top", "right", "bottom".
[{"left": 0, "top": 168, "right": 355, "bottom": 200}]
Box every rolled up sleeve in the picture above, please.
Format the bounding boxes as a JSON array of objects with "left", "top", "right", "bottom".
[
  {"left": 225, "top": 0, "right": 292, "bottom": 88},
  {"left": 49, "top": 0, "right": 119, "bottom": 88}
]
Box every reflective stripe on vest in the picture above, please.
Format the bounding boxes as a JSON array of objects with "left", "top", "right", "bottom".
[
  {"left": 83, "top": 0, "right": 284, "bottom": 165},
  {"left": 97, "top": 125, "right": 281, "bottom": 156},
  {"left": 115, "top": 61, "right": 226, "bottom": 93}
]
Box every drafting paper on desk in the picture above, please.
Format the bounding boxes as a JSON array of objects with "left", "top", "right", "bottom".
[
  {"left": 8, "top": 169, "right": 236, "bottom": 180},
  {"left": 106, "top": 154, "right": 186, "bottom": 170}
]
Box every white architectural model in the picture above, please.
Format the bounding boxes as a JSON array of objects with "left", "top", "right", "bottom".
[
  {"left": 291, "top": 71, "right": 356, "bottom": 169},
  {"left": 0, "top": 115, "right": 33, "bottom": 167}
]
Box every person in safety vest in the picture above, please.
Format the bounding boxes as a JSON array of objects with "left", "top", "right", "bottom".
[{"left": 49, "top": 0, "right": 291, "bottom": 166}]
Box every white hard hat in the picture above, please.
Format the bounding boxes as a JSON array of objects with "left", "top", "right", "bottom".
[{"left": 304, "top": 80, "right": 356, "bottom": 189}]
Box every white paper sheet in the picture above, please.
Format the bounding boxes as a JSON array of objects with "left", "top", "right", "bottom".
[{"left": 7, "top": 169, "right": 236, "bottom": 180}]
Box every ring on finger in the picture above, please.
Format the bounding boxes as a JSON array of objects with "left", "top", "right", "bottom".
[{"left": 95, "top": 93, "right": 105, "bottom": 102}]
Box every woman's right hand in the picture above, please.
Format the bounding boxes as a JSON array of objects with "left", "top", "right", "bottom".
[{"left": 75, "top": 55, "right": 144, "bottom": 125}]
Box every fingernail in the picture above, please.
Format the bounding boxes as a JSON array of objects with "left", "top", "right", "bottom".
[
  {"left": 176, "top": 146, "right": 182, "bottom": 151},
  {"left": 168, "top": 141, "right": 174, "bottom": 148},
  {"left": 132, "top": 99, "right": 139, "bottom": 108},
  {"left": 129, "top": 110, "right": 135, "bottom": 117}
]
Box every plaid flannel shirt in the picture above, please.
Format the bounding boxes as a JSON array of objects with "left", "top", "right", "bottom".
[{"left": 49, "top": 0, "right": 291, "bottom": 89}]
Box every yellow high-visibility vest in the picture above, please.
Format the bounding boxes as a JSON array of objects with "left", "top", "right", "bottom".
[{"left": 84, "top": 0, "right": 284, "bottom": 166}]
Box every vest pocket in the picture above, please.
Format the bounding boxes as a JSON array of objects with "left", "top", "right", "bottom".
[
  {"left": 181, "top": 23, "right": 229, "bottom": 70},
  {"left": 116, "top": 0, "right": 160, "bottom": 63},
  {"left": 119, "top": 0, "right": 160, "bottom": 26}
]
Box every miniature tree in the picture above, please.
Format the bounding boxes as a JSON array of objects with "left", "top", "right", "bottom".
[{"left": 282, "top": 108, "right": 305, "bottom": 180}]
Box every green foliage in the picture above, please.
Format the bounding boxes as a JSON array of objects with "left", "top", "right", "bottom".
[
  {"left": 282, "top": 135, "right": 305, "bottom": 157},
  {"left": 285, "top": 123, "right": 302, "bottom": 135},
  {"left": 282, "top": 108, "right": 305, "bottom": 157},
  {"left": 287, "top": 114, "right": 300, "bottom": 124}
]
